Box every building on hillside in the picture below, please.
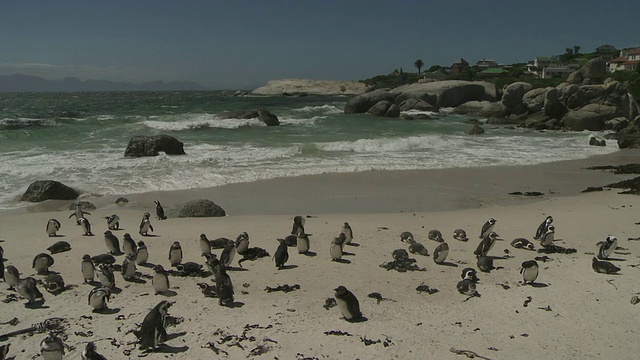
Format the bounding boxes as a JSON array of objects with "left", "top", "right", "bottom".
[
  {"left": 596, "top": 44, "right": 618, "bottom": 59},
  {"left": 476, "top": 59, "right": 498, "bottom": 68},
  {"left": 533, "top": 56, "right": 560, "bottom": 69},
  {"left": 450, "top": 58, "right": 469, "bottom": 75},
  {"left": 478, "top": 68, "right": 507, "bottom": 77},
  {"left": 542, "top": 66, "right": 574, "bottom": 79},
  {"left": 608, "top": 47, "right": 640, "bottom": 72}
]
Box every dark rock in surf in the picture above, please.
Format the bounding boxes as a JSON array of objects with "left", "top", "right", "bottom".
[
  {"left": 124, "top": 135, "right": 186, "bottom": 157},
  {"left": 21, "top": 180, "right": 80, "bottom": 202}
]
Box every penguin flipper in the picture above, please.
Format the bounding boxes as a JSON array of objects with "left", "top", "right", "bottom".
[{"left": 150, "top": 225, "right": 154, "bottom": 232}]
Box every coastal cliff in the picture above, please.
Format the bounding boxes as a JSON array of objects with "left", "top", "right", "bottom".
[{"left": 252, "top": 79, "right": 368, "bottom": 96}]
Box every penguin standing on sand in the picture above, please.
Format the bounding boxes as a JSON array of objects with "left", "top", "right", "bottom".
[
  {"left": 17, "top": 277, "right": 44, "bottom": 305},
  {"left": 88, "top": 286, "right": 111, "bottom": 312},
  {"left": 103, "top": 231, "right": 122, "bottom": 255},
  {"left": 136, "top": 241, "right": 149, "bottom": 265},
  {"left": 4, "top": 265, "right": 20, "bottom": 290},
  {"left": 81, "top": 254, "right": 95, "bottom": 283},
  {"left": 540, "top": 225, "right": 555, "bottom": 247},
  {"left": 104, "top": 214, "right": 120, "bottom": 230},
  {"left": 520, "top": 260, "right": 539, "bottom": 284},
  {"left": 592, "top": 257, "right": 621, "bottom": 274},
  {"left": 297, "top": 233, "right": 311, "bottom": 254},
  {"left": 211, "top": 257, "right": 234, "bottom": 306},
  {"left": 291, "top": 215, "right": 305, "bottom": 236},
  {"left": 40, "top": 333, "right": 64, "bottom": 360},
  {"left": 168, "top": 241, "right": 183, "bottom": 267},
  {"left": 534, "top": 216, "right": 553, "bottom": 240},
  {"left": 199, "top": 234, "right": 212, "bottom": 256},
  {"left": 274, "top": 238, "right": 289, "bottom": 269},
  {"left": 122, "top": 254, "right": 137, "bottom": 280},
  {"left": 479, "top": 218, "right": 496, "bottom": 239},
  {"left": 330, "top": 233, "right": 346, "bottom": 261},
  {"left": 152, "top": 265, "right": 170, "bottom": 294},
  {"left": 334, "top": 286, "right": 362, "bottom": 321},
  {"left": 139, "top": 212, "right": 154, "bottom": 236},
  {"left": 122, "top": 233, "right": 137, "bottom": 256},
  {"left": 97, "top": 264, "right": 115, "bottom": 289},
  {"left": 341, "top": 222, "right": 353, "bottom": 245},
  {"left": 235, "top": 232, "right": 250, "bottom": 255},
  {"left": 46, "top": 219, "right": 61, "bottom": 237},
  {"left": 154, "top": 200, "right": 167, "bottom": 220},
  {"left": 82, "top": 341, "right": 107, "bottom": 360},
  {"left": 69, "top": 204, "right": 90, "bottom": 225},
  {"left": 32, "top": 253, "right": 55, "bottom": 274},
  {"left": 134, "top": 300, "right": 173, "bottom": 350},
  {"left": 453, "top": 229, "right": 469, "bottom": 242},
  {"left": 474, "top": 231, "right": 499, "bottom": 257},
  {"left": 220, "top": 241, "right": 236, "bottom": 268},
  {"left": 597, "top": 235, "right": 618, "bottom": 260},
  {"left": 433, "top": 242, "right": 449, "bottom": 264},
  {"left": 79, "top": 217, "right": 93, "bottom": 236}
]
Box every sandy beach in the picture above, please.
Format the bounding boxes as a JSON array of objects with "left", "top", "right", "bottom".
[{"left": 1, "top": 150, "right": 640, "bottom": 359}]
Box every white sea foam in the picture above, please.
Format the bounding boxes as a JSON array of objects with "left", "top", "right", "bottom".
[
  {"left": 0, "top": 117, "right": 56, "bottom": 128},
  {"left": 293, "top": 104, "right": 343, "bottom": 114},
  {"left": 142, "top": 113, "right": 265, "bottom": 131}
]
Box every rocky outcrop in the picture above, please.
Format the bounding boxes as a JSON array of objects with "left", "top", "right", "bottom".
[
  {"left": 124, "top": 135, "right": 186, "bottom": 157},
  {"left": 252, "top": 79, "right": 368, "bottom": 96},
  {"left": 367, "top": 100, "right": 400, "bottom": 117},
  {"left": 501, "top": 82, "right": 533, "bottom": 115},
  {"left": 468, "top": 124, "right": 485, "bottom": 134},
  {"left": 172, "top": 199, "right": 226, "bottom": 218},
  {"left": 221, "top": 109, "right": 280, "bottom": 126},
  {"left": 522, "top": 87, "right": 548, "bottom": 113},
  {"left": 344, "top": 89, "right": 398, "bottom": 114},
  {"left": 589, "top": 136, "right": 606, "bottom": 146},
  {"left": 21, "top": 180, "right": 79, "bottom": 202},
  {"left": 562, "top": 110, "right": 606, "bottom": 131}
]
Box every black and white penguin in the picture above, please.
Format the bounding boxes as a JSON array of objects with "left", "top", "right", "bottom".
[
  {"left": 592, "top": 257, "right": 621, "bottom": 274},
  {"left": 69, "top": 204, "right": 90, "bottom": 225},
  {"left": 330, "top": 233, "right": 346, "bottom": 261},
  {"left": 477, "top": 256, "right": 495, "bottom": 273},
  {"left": 175, "top": 262, "right": 202, "bottom": 276},
  {"left": 32, "top": 253, "right": 55, "bottom": 274},
  {"left": 453, "top": 228, "right": 469, "bottom": 242},
  {"left": 457, "top": 279, "right": 477, "bottom": 296},
  {"left": 154, "top": 200, "right": 167, "bottom": 220},
  {"left": 79, "top": 217, "right": 93, "bottom": 236},
  {"left": 199, "top": 234, "right": 212, "bottom": 256},
  {"left": 88, "top": 286, "right": 111, "bottom": 312},
  {"left": 235, "top": 232, "right": 250, "bottom": 255},
  {"left": 219, "top": 241, "right": 235, "bottom": 268},
  {"left": 122, "top": 233, "right": 137, "bottom": 256},
  {"left": 81, "top": 254, "right": 95, "bottom": 283},
  {"left": 408, "top": 242, "right": 429, "bottom": 256},
  {"left": 103, "top": 230, "right": 122, "bottom": 255},
  {"left": 297, "top": 233, "right": 311, "bottom": 254},
  {"left": 136, "top": 241, "right": 149, "bottom": 265},
  {"left": 197, "top": 282, "right": 217, "bottom": 298},
  {"left": 400, "top": 231, "right": 415, "bottom": 243},
  {"left": 597, "top": 235, "right": 618, "bottom": 260},
  {"left": 393, "top": 249, "right": 410, "bottom": 262},
  {"left": 534, "top": 216, "right": 553, "bottom": 240},
  {"left": 274, "top": 238, "right": 289, "bottom": 269},
  {"left": 40, "top": 333, "right": 64, "bottom": 360},
  {"left": 511, "top": 238, "right": 535, "bottom": 250},
  {"left": 139, "top": 212, "right": 154, "bottom": 236},
  {"left": 334, "top": 286, "right": 362, "bottom": 321},
  {"left": 211, "top": 258, "right": 234, "bottom": 306},
  {"left": 427, "top": 229, "right": 444, "bottom": 242},
  {"left": 97, "top": 264, "right": 115, "bottom": 289},
  {"left": 43, "top": 274, "right": 65, "bottom": 293},
  {"left": 168, "top": 241, "right": 183, "bottom": 267},
  {"left": 540, "top": 225, "right": 555, "bottom": 247},
  {"left": 282, "top": 234, "right": 297, "bottom": 247},
  {"left": 104, "top": 214, "right": 120, "bottom": 230},
  {"left": 152, "top": 265, "right": 170, "bottom": 294},
  {"left": 474, "top": 231, "right": 499, "bottom": 257},
  {"left": 341, "top": 222, "right": 353, "bottom": 245},
  {"left": 520, "top": 260, "right": 539, "bottom": 284},
  {"left": 46, "top": 219, "right": 61, "bottom": 237},
  {"left": 433, "top": 242, "right": 450, "bottom": 264},
  {"left": 291, "top": 215, "right": 306, "bottom": 236},
  {"left": 82, "top": 341, "right": 107, "bottom": 360},
  {"left": 47, "top": 241, "right": 71, "bottom": 254},
  {"left": 479, "top": 218, "right": 496, "bottom": 239},
  {"left": 17, "top": 277, "right": 44, "bottom": 305},
  {"left": 461, "top": 267, "right": 480, "bottom": 282},
  {"left": 91, "top": 254, "right": 116, "bottom": 266},
  {"left": 134, "top": 300, "right": 173, "bottom": 350},
  {"left": 122, "top": 254, "right": 137, "bottom": 281},
  {"left": 203, "top": 253, "right": 218, "bottom": 275},
  {"left": 0, "top": 343, "right": 10, "bottom": 360},
  {"left": 4, "top": 265, "right": 20, "bottom": 290}
]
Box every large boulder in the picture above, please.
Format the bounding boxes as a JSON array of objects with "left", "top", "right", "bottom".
[
  {"left": 124, "top": 135, "right": 186, "bottom": 157},
  {"left": 522, "top": 87, "right": 548, "bottom": 113},
  {"left": 173, "top": 199, "right": 226, "bottom": 218},
  {"left": 479, "top": 102, "right": 507, "bottom": 118},
  {"left": 392, "top": 80, "right": 494, "bottom": 107},
  {"left": 257, "top": 110, "right": 280, "bottom": 126},
  {"left": 562, "top": 110, "right": 606, "bottom": 131},
  {"left": 368, "top": 101, "right": 393, "bottom": 117},
  {"left": 21, "top": 180, "right": 79, "bottom": 202},
  {"left": 501, "top": 82, "right": 533, "bottom": 114},
  {"left": 453, "top": 101, "right": 486, "bottom": 115},
  {"left": 543, "top": 88, "right": 567, "bottom": 120},
  {"left": 385, "top": 104, "right": 400, "bottom": 117},
  {"left": 221, "top": 109, "right": 280, "bottom": 126},
  {"left": 344, "top": 89, "right": 398, "bottom": 114},
  {"left": 582, "top": 57, "right": 607, "bottom": 82},
  {"left": 252, "top": 79, "right": 368, "bottom": 96}
]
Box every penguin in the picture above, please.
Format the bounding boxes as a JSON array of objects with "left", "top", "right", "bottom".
[
  {"left": 136, "top": 241, "right": 149, "bottom": 265},
  {"left": 81, "top": 254, "right": 95, "bottom": 283},
  {"left": 297, "top": 233, "right": 311, "bottom": 254},
  {"left": 393, "top": 249, "right": 410, "bottom": 262},
  {"left": 520, "top": 260, "right": 539, "bottom": 284},
  {"left": 122, "top": 254, "right": 137, "bottom": 280},
  {"left": 103, "top": 230, "right": 122, "bottom": 255},
  {"left": 79, "top": 217, "right": 93, "bottom": 236},
  {"left": 457, "top": 279, "right": 477, "bottom": 296},
  {"left": 197, "top": 282, "right": 218, "bottom": 298},
  {"left": 32, "top": 253, "right": 55, "bottom": 274},
  {"left": 274, "top": 238, "right": 289, "bottom": 269},
  {"left": 330, "top": 233, "right": 346, "bottom": 261},
  {"left": 511, "top": 238, "right": 535, "bottom": 250},
  {"left": 175, "top": 262, "right": 203, "bottom": 276},
  {"left": 592, "top": 257, "right": 621, "bottom": 274},
  {"left": 433, "top": 242, "right": 449, "bottom": 264},
  {"left": 477, "top": 256, "right": 495, "bottom": 273},
  {"left": 40, "top": 333, "right": 64, "bottom": 360},
  {"left": 82, "top": 341, "right": 107, "bottom": 360},
  {"left": 534, "top": 216, "right": 553, "bottom": 240},
  {"left": 427, "top": 229, "right": 444, "bottom": 242},
  {"left": 400, "top": 231, "right": 415, "bottom": 244},
  {"left": 139, "top": 212, "right": 154, "bottom": 236},
  {"left": 334, "top": 286, "right": 362, "bottom": 321},
  {"left": 474, "top": 231, "right": 499, "bottom": 257},
  {"left": 43, "top": 274, "right": 65, "bottom": 293},
  {"left": 199, "top": 233, "right": 212, "bottom": 256},
  {"left": 219, "top": 241, "right": 235, "bottom": 267},
  {"left": 47, "top": 241, "right": 71, "bottom": 254},
  {"left": 540, "top": 225, "right": 555, "bottom": 247},
  {"left": 122, "top": 233, "right": 137, "bottom": 256},
  {"left": 0, "top": 344, "right": 10, "bottom": 360},
  {"left": 341, "top": 222, "right": 353, "bottom": 245},
  {"left": 69, "top": 203, "right": 90, "bottom": 225},
  {"left": 479, "top": 218, "right": 496, "bottom": 239},
  {"left": 152, "top": 264, "right": 170, "bottom": 294},
  {"left": 461, "top": 268, "right": 480, "bottom": 282},
  {"left": 88, "top": 286, "right": 111, "bottom": 312},
  {"left": 46, "top": 219, "right": 61, "bottom": 237},
  {"left": 408, "top": 242, "right": 429, "bottom": 256},
  {"left": 597, "top": 235, "right": 618, "bottom": 260},
  {"left": 211, "top": 258, "right": 234, "bottom": 306},
  {"left": 105, "top": 214, "right": 120, "bottom": 230},
  {"left": 134, "top": 300, "right": 173, "bottom": 350},
  {"left": 154, "top": 200, "right": 167, "bottom": 220},
  {"left": 4, "top": 265, "right": 20, "bottom": 290},
  {"left": 203, "top": 253, "right": 218, "bottom": 275},
  {"left": 291, "top": 215, "right": 306, "bottom": 236},
  {"left": 91, "top": 254, "right": 116, "bottom": 266},
  {"left": 283, "top": 234, "right": 297, "bottom": 247},
  {"left": 453, "top": 228, "right": 469, "bottom": 242},
  {"left": 168, "top": 241, "right": 183, "bottom": 267},
  {"left": 235, "top": 232, "right": 250, "bottom": 255},
  {"left": 16, "top": 277, "right": 44, "bottom": 304},
  {"left": 97, "top": 264, "right": 116, "bottom": 289}
]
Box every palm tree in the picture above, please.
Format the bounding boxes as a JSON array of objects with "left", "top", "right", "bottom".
[{"left": 415, "top": 59, "right": 424, "bottom": 75}]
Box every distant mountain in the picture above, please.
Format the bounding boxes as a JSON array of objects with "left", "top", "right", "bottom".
[{"left": 0, "top": 73, "right": 207, "bottom": 92}]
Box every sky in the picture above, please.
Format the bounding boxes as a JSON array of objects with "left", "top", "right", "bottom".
[{"left": 0, "top": 0, "right": 638, "bottom": 90}]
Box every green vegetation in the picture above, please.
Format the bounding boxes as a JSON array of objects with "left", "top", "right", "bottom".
[{"left": 414, "top": 59, "right": 424, "bottom": 75}]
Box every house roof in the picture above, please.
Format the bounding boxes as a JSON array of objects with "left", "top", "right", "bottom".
[
  {"left": 623, "top": 60, "right": 640, "bottom": 65},
  {"left": 630, "top": 48, "right": 640, "bottom": 55},
  {"left": 452, "top": 58, "right": 468, "bottom": 65},
  {"left": 610, "top": 57, "right": 628, "bottom": 63}
]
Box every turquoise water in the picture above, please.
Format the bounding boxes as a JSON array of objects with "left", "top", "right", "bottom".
[{"left": 0, "top": 91, "right": 618, "bottom": 210}]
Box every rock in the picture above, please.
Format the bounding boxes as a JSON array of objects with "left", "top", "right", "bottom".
[
  {"left": 478, "top": 102, "right": 508, "bottom": 118},
  {"left": 252, "top": 79, "right": 368, "bottom": 96},
  {"left": 468, "top": 124, "right": 485, "bottom": 135},
  {"left": 124, "top": 135, "right": 186, "bottom": 157},
  {"left": 68, "top": 201, "right": 96, "bottom": 211},
  {"left": 368, "top": 100, "right": 393, "bottom": 117},
  {"left": 345, "top": 89, "right": 397, "bottom": 114},
  {"left": 589, "top": 136, "right": 606, "bottom": 146},
  {"left": 544, "top": 88, "right": 567, "bottom": 120},
  {"left": 566, "top": 70, "right": 583, "bottom": 85},
  {"left": 485, "top": 117, "right": 525, "bottom": 125},
  {"left": 559, "top": 84, "right": 580, "bottom": 102},
  {"left": 115, "top": 197, "right": 129, "bottom": 205},
  {"left": 392, "top": 80, "right": 492, "bottom": 108},
  {"left": 173, "top": 199, "right": 226, "bottom": 218},
  {"left": 522, "top": 88, "right": 548, "bottom": 113},
  {"left": 257, "top": 110, "right": 280, "bottom": 126},
  {"left": 413, "top": 100, "right": 435, "bottom": 111},
  {"left": 221, "top": 109, "right": 279, "bottom": 126},
  {"left": 453, "top": 101, "right": 486, "bottom": 115},
  {"left": 578, "top": 103, "right": 621, "bottom": 120},
  {"left": 385, "top": 104, "right": 400, "bottom": 118},
  {"left": 501, "top": 82, "right": 533, "bottom": 110},
  {"left": 233, "top": 90, "right": 248, "bottom": 96},
  {"left": 582, "top": 57, "right": 607, "bottom": 82},
  {"left": 21, "top": 180, "right": 79, "bottom": 202},
  {"left": 399, "top": 99, "right": 419, "bottom": 111},
  {"left": 464, "top": 119, "right": 482, "bottom": 125},
  {"left": 562, "top": 110, "right": 605, "bottom": 131},
  {"left": 437, "top": 83, "right": 487, "bottom": 108}
]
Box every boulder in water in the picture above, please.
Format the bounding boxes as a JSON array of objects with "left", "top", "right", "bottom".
[
  {"left": 124, "top": 135, "right": 186, "bottom": 157},
  {"left": 21, "top": 180, "right": 79, "bottom": 202}
]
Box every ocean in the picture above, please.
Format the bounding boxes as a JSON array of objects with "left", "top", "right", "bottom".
[{"left": 0, "top": 90, "right": 618, "bottom": 211}]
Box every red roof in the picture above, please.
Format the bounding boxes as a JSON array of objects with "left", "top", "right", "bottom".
[
  {"left": 623, "top": 60, "right": 640, "bottom": 65},
  {"left": 610, "top": 57, "right": 627, "bottom": 63},
  {"left": 629, "top": 48, "right": 640, "bottom": 55}
]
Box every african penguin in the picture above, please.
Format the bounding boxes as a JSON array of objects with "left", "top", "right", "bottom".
[
  {"left": 47, "top": 241, "right": 71, "bottom": 254},
  {"left": 334, "top": 286, "right": 362, "bottom": 321},
  {"left": 4, "top": 265, "right": 20, "bottom": 290},
  {"left": 69, "top": 203, "right": 90, "bottom": 225},
  {"left": 134, "top": 300, "right": 173, "bottom": 350},
  {"left": 477, "top": 256, "right": 495, "bottom": 273},
  {"left": 433, "top": 242, "right": 449, "bottom": 264},
  {"left": 40, "top": 333, "right": 64, "bottom": 360},
  {"left": 592, "top": 257, "right": 621, "bottom": 274},
  {"left": 88, "top": 286, "right": 111, "bottom": 312},
  {"left": 297, "top": 233, "right": 311, "bottom": 254},
  {"left": 457, "top": 279, "right": 477, "bottom": 296},
  {"left": 168, "top": 241, "right": 183, "bottom": 267},
  {"left": 46, "top": 219, "right": 61, "bottom": 237},
  {"left": 274, "top": 238, "right": 289, "bottom": 269},
  {"left": 408, "top": 242, "right": 429, "bottom": 256},
  {"left": 82, "top": 341, "right": 107, "bottom": 360},
  {"left": 97, "top": 264, "right": 116, "bottom": 289},
  {"left": 520, "top": 260, "right": 539, "bottom": 284},
  {"left": 479, "top": 218, "right": 496, "bottom": 239},
  {"left": 122, "top": 254, "right": 137, "bottom": 280},
  {"left": 218, "top": 240, "right": 235, "bottom": 268},
  {"left": 91, "top": 254, "right": 116, "bottom": 266},
  {"left": 154, "top": 200, "right": 167, "bottom": 220},
  {"left": 199, "top": 234, "right": 212, "bottom": 256},
  {"left": 330, "top": 233, "right": 346, "bottom": 261},
  {"left": 136, "top": 241, "right": 149, "bottom": 265},
  {"left": 534, "top": 216, "right": 553, "bottom": 240},
  {"left": 211, "top": 258, "right": 234, "bottom": 306},
  {"left": 597, "top": 235, "right": 618, "bottom": 260},
  {"left": 511, "top": 238, "right": 535, "bottom": 250},
  {"left": 105, "top": 214, "right": 120, "bottom": 230},
  {"left": 400, "top": 231, "right": 415, "bottom": 244},
  {"left": 540, "top": 225, "right": 555, "bottom": 247},
  {"left": 453, "top": 229, "right": 469, "bottom": 242},
  {"left": 341, "top": 222, "right": 353, "bottom": 245},
  {"left": 474, "top": 231, "right": 499, "bottom": 257},
  {"left": 122, "top": 233, "right": 137, "bottom": 256},
  {"left": 235, "top": 232, "right": 250, "bottom": 255},
  {"left": 32, "top": 253, "right": 55, "bottom": 274},
  {"left": 43, "top": 274, "right": 65, "bottom": 293},
  {"left": 427, "top": 229, "right": 444, "bottom": 242},
  {"left": 152, "top": 265, "right": 170, "bottom": 294},
  {"left": 103, "top": 230, "right": 122, "bottom": 255},
  {"left": 291, "top": 215, "right": 306, "bottom": 236},
  {"left": 81, "top": 254, "right": 95, "bottom": 283},
  {"left": 79, "top": 217, "right": 93, "bottom": 236},
  {"left": 16, "top": 277, "right": 44, "bottom": 305},
  {"left": 139, "top": 212, "right": 154, "bottom": 236},
  {"left": 461, "top": 268, "right": 479, "bottom": 282}
]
